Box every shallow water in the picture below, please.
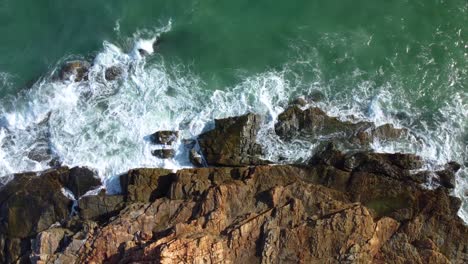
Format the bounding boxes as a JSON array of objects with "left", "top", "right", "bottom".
[{"left": 0, "top": 0, "right": 466, "bottom": 220}]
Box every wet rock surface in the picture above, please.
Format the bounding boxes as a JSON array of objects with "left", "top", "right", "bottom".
[
  {"left": 198, "top": 113, "right": 268, "bottom": 166},
  {"left": 24, "top": 112, "right": 58, "bottom": 165},
  {"left": 151, "top": 148, "right": 176, "bottom": 159},
  {"left": 104, "top": 66, "right": 123, "bottom": 81},
  {"left": 150, "top": 131, "right": 179, "bottom": 145},
  {"left": 189, "top": 148, "right": 204, "bottom": 167},
  {"left": 63, "top": 167, "right": 101, "bottom": 198},
  {"left": 275, "top": 105, "right": 407, "bottom": 146}
]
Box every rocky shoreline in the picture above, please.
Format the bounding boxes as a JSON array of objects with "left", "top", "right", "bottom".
[{"left": 0, "top": 101, "right": 466, "bottom": 263}]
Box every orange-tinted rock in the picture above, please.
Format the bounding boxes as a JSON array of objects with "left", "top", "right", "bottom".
[{"left": 34, "top": 157, "right": 467, "bottom": 263}]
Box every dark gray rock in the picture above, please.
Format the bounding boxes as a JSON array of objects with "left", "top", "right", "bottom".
[
  {"left": 436, "top": 161, "right": 461, "bottom": 189},
  {"left": 64, "top": 167, "right": 102, "bottom": 198},
  {"left": 198, "top": 113, "right": 268, "bottom": 166},
  {"left": 291, "top": 97, "right": 307, "bottom": 107},
  {"left": 309, "top": 143, "right": 424, "bottom": 183},
  {"left": 152, "top": 149, "right": 176, "bottom": 159},
  {"left": 25, "top": 112, "right": 59, "bottom": 164},
  {"left": 150, "top": 131, "right": 179, "bottom": 145}
]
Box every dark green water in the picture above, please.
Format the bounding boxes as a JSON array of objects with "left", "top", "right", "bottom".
[
  {"left": 0, "top": 0, "right": 467, "bottom": 220},
  {"left": 1, "top": 0, "right": 466, "bottom": 99}
]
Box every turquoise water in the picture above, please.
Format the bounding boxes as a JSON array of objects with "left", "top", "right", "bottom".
[
  {"left": 2, "top": 0, "right": 466, "bottom": 98},
  {"left": 0, "top": 0, "right": 467, "bottom": 219}
]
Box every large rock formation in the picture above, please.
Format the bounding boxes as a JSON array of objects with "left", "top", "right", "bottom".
[
  {"left": 0, "top": 108, "right": 466, "bottom": 264},
  {"left": 25, "top": 150, "right": 467, "bottom": 264},
  {"left": 0, "top": 166, "right": 104, "bottom": 263},
  {"left": 198, "top": 113, "right": 268, "bottom": 166}
]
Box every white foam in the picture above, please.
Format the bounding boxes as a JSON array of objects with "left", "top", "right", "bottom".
[{"left": 0, "top": 26, "right": 466, "bottom": 223}]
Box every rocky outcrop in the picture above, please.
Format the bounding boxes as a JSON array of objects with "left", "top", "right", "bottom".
[
  {"left": 198, "top": 113, "right": 268, "bottom": 166},
  {"left": 189, "top": 148, "right": 204, "bottom": 167},
  {"left": 275, "top": 105, "right": 407, "bottom": 146},
  {"left": 0, "top": 166, "right": 105, "bottom": 263},
  {"left": 25, "top": 148, "right": 467, "bottom": 264},
  {"left": 150, "top": 131, "right": 179, "bottom": 159},
  {"left": 0, "top": 168, "right": 72, "bottom": 263},
  {"left": 1, "top": 108, "right": 466, "bottom": 264}
]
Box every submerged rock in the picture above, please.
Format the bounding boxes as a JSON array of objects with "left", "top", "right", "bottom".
[
  {"left": 198, "top": 113, "right": 268, "bottom": 166},
  {"left": 291, "top": 97, "right": 308, "bottom": 107},
  {"left": 23, "top": 111, "right": 60, "bottom": 164},
  {"left": 104, "top": 65, "right": 123, "bottom": 81},
  {"left": 150, "top": 130, "right": 179, "bottom": 145},
  {"left": 59, "top": 60, "right": 90, "bottom": 82},
  {"left": 151, "top": 148, "right": 175, "bottom": 159},
  {"left": 308, "top": 90, "right": 326, "bottom": 102},
  {"left": 275, "top": 105, "right": 406, "bottom": 146}
]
